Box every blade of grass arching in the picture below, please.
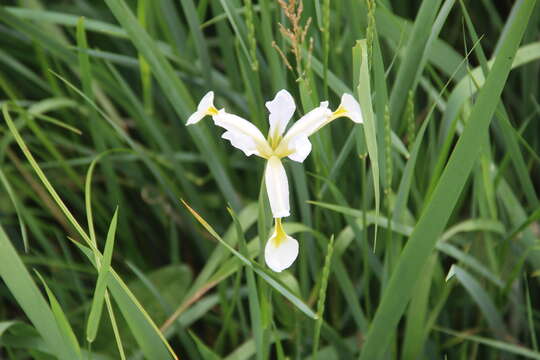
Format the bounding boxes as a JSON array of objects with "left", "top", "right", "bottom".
[
  {"left": 86, "top": 208, "right": 118, "bottom": 343},
  {"left": 312, "top": 235, "right": 335, "bottom": 359},
  {"left": 33, "top": 271, "right": 81, "bottom": 358},
  {"left": 388, "top": 0, "right": 442, "bottom": 127},
  {"left": 103, "top": 0, "right": 241, "bottom": 209},
  {"left": 160, "top": 203, "right": 259, "bottom": 333},
  {"left": 0, "top": 168, "right": 28, "bottom": 251},
  {"left": 181, "top": 200, "right": 317, "bottom": 320},
  {"left": 435, "top": 326, "right": 540, "bottom": 359},
  {"left": 0, "top": 225, "right": 81, "bottom": 360},
  {"left": 359, "top": 0, "right": 536, "bottom": 357},
  {"left": 228, "top": 207, "right": 265, "bottom": 360},
  {"left": 3, "top": 105, "right": 177, "bottom": 359},
  {"left": 354, "top": 40, "right": 380, "bottom": 249},
  {"left": 446, "top": 265, "right": 507, "bottom": 337}
]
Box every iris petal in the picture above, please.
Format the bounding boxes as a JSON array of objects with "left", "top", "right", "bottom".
[
  {"left": 213, "top": 111, "right": 272, "bottom": 157},
  {"left": 187, "top": 91, "right": 215, "bottom": 125},
  {"left": 278, "top": 102, "right": 332, "bottom": 163},
  {"left": 266, "top": 89, "right": 296, "bottom": 138},
  {"left": 264, "top": 231, "right": 299, "bottom": 272},
  {"left": 264, "top": 156, "right": 290, "bottom": 218}
]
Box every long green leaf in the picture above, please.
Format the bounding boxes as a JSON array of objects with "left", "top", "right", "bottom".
[{"left": 358, "top": 1, "right": 536, "bottom": 358}]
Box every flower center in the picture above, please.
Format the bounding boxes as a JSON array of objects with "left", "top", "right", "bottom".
[
  {"left": 329, "top": 106, "right": 348, "bottom": 120},
  {"left": 206, "top": 106, "right": 219, "bottom": 116}
]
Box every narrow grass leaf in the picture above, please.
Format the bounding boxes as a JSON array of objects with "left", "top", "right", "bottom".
[
  {"left": 34, "top": 271, "right": 82, "bottom": 358},
  {"left": 86, "top": 208, "right": 119, "bottom": 342}
]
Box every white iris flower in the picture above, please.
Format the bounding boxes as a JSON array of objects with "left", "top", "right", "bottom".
[{"left": 187, "top": 89, "right": 362, "bottom": 272}]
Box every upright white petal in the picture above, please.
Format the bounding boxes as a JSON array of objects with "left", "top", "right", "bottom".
[
  {"left": 266, "top": 89, "right": 296, "bottom": 138},
  {"left": 283, "top": 101, "right": 332, "bottom": 140},
  {"left": 338, "top": 94, "right": 363, "bottom": 123},
  {"left": 187, "top": 91, "right": 216, "bottom": 125},
  {"left": 265, "top": 221, "right": 299, "bottom": 272},
  {"left": 213, "top": 111, "right": 272, "bottom": 157},
  {"left": 277, "top": 101, "right": 332, "bottom": 162},
  {"left": 265, "top": 156, "right": 290, "bottom": 218}
]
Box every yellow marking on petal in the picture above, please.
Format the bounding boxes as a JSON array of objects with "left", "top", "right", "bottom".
[
  {"left": 206, "top": 106, "right": 219, "bottom": 116},
  {"left": 272, "top": 218, "right": 288, "bottom": 247},
  {"left": 330, "top": 106, "right": 348, "bottom": 120}
]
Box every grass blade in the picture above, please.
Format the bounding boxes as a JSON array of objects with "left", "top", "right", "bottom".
[
  {"left": 358, "top": 1, "right": 536, "bottom": 358},
  {"left": 86, "top": 208, "right": 119, "bottom": 342}
]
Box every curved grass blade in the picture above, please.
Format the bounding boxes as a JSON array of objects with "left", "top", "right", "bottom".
[
  {"left": 3, "top": 104, "right": 177, "bottom": 360},
  {"left": 181, "top": 200, "right": 317, "bottom": 320}
]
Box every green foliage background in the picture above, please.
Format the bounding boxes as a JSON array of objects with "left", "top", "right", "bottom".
[{"left": 0, "top": 0, "right": 539, "bottom": 359}]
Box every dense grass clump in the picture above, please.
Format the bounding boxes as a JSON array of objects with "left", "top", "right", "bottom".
[{"left": 0, "top": 0, "right": 539, "bottom": 359}]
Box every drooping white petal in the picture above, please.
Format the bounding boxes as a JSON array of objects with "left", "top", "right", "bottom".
[
  {"left": 266, "top": 89, "right": 296, "bottom": 138},
  {"left": 213, "top": 111, "right": 272, "bottom": 157},
  {"left": 187, "top": 91, "right": 215, "bottom": 125},
  {"left": 277, "top": 101, "right": 332, "bottom": 162},
  {"left": 265, "top": 229, "right": 299, "bottom": 272},
  {"left": 265, "top": 156, "right": 290, "bottom": 218},
  {"left": 221, "top": 131, "right": 258, "bottom": 157},
  {"left": 338, "top": 93, "right": 363, "bottom": 123},
  {"left": 286, "top": 136, "right": 312, "bottom": 163}
]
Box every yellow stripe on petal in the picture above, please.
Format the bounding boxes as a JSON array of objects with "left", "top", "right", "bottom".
[{"left": 265, "top": 219, "right": 299, "bottom": 272}]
